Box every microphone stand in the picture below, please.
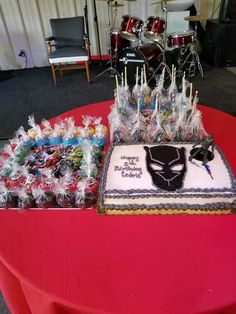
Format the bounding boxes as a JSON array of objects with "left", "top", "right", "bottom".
[
  {"left": 93, "top": 0, "right": 102, "bottom": 65},
  {"left": 84, "top": 0, "right": 91, "bottom": 61}
]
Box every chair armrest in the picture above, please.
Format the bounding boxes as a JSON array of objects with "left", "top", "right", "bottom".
[
  {"left": 83, "top": 34, "right": 90, "bottom": 53},
  {"left": 83, "top": 34, "right": 88, "bottom": 40},
  {"left": 45, "top": 36, "right": 55, "bottom": 43}
]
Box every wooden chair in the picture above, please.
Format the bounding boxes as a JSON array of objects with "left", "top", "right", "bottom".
[{"left": 46, "top": 16, "right": 90, "bottom": 87}]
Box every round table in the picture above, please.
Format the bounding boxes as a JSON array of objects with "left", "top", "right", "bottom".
[{"left": 0, "top": 101, "right": 236, "bottom": 314}]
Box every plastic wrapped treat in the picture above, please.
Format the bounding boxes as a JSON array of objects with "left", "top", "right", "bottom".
[
  {"left": 0, "top": 183, "right": 16, "bottom": 208},
  {"left": 27, "top": 115, "right": 39, "bottom": 139},
  {"left": 77, "top": 128, "right": 86, "bottom": 146},
  {"left": 82, "top": 115, "right": 95, "bottom": 138},
  {"left": 0, "top": 145, "right": 15, "bottom": 177},
  {"left": 40, "top": 168, "right": 58, "bottom": 191},
  {"left": 13, "top": 142, "right": 31, "bottom": 166},
  {"left": 55, "top": 183, "right": 75, "bottom": 208},
  {"left": 41, "top": 119, "right": 53, "bottom": 138},
  {"left": 132, "top": 66, "right": 141, "bottom": 104},
  {"left": 59, "top": 168, "right": 77, "bottom": 192},
  {"left": 18, "top": 189, "right": 34, "bottom": 209},
  {"left": 63, "top": 117, "right": 78, "bottom": 146},
  {"left": 184, "top": 91, "right": 207, "bottom": 142},
  {"left": 75, "top": 181, "right": 96, "bottom": 209},
  {"left": 23, "top": 169, "right": 40, "bottom": 193},
  {"left": 83, "top": 177, "right": 99, "bottom": 195},
  {"left": 55, "top": 118, "right": 67, "bottom": 137},
  {"left": 16, "top": 126, "right": 35, "bottom": 147},
  {"left": 91, "top": 118, "right": 108, "bottom": 149},
  {"left": 35, "top": 126, "right": 47, "bottom": 147},
  {"left": 48, "top": 123, "right": 63, "bottom": 146},
  {"left": 7, "top": 165, "right": 25, "bottom": 191},
  {"left": 32, "top": 187, "right": 54, "bottom": 209},
  {"left": 65, "top": 146, "right": 83, "bottom": 170}
]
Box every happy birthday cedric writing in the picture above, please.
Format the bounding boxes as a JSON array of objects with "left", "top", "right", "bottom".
[{"left": 114, "top": 155, "right": 142, "bottom": 178}]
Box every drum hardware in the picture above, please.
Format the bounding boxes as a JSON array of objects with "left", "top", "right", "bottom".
[
  {"left": 167, "top": 28, "right": 203, "bottom": 78},
  {"left": 146, "top": 0, "right": 171, "bottom": 83},
  {"left": 175, "top": 44, "right": 203, "bottom": 78},
  {"left": 109, "top": 1, "right": 124, "bottom": 7},
  {"left": 93, "top": 0, "right": 121, "bottom": 81}
]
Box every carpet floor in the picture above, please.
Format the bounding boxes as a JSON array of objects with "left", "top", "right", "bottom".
[{"left": 0, "top": 61, "right": 236, "bottom": 139}]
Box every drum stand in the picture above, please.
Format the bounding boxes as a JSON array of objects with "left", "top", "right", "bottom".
[
  {"left": 147, "top": 1, "right": 171, "bottom": 84},
  {"left": 176, "top": 44, "right": 203, "bottom": 78},
  {"left": 92, "top": 0, "right": 120, "bottom": 81}
]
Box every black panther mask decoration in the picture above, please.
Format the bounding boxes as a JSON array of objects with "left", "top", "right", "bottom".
[{"left": 144, "top": 145, "right": 186, "bottom": 191}]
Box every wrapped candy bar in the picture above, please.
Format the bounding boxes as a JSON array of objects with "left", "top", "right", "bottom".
[
  {"left": 18, "top": 188, "right": 34, "bottom": 209},
  {"left": 75, "top": 180, "right": 96, "bottom": 209},
  {"left": 0, "top": 182, "right": 16, "bottom": 208},
  {"left": 32, "top": 187, "right": 55, "bottom": 208},
  {"left": 55, "top": 183, "right": 75, "bottom": 208}
]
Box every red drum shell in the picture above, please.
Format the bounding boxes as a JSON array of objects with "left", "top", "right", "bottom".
[
  {"left": 144, "top": 16, "right": 166, "bottom": 41},
  {"left": 120, "top": 15, "right": 143, "bottom": 41},
  {"left": 168, "top": 31, "right": 196, "bottom": 48},
  {"left": 111, "top": 32, "right": 130, "bottom": 59}
]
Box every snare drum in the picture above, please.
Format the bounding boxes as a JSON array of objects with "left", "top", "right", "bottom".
[
  {"left": 117, "top": 42, "right": 163, "bottom": 83},
  {"left": 144, "top": 16, "right": 166, "bottom": 41},
  {"left": 111, "top": 31, "right": 130, "bottom": 60},
  {"left": 120, "top": 15, "right": 143, "bottom": 41},
  {"left": 168, "top": 31, "right": 196, "bottom": 48}
]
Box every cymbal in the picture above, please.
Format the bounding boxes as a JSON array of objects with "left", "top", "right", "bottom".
[
  {"left": 109, "top": 2, "right": 124, "bottom": 7},
  {"left": 150, "top": 0, "right": 175, "bottom": 5},
  {"left": 184, "top": 15, "right": 206, "bottom": 22}
]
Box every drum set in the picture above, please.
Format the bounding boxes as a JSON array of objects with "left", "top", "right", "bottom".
[{"left": 94, "top": 0, "right": 203, "bottom": 83}]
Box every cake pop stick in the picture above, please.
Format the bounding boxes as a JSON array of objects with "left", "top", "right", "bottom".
[{"left": 189, "top": 83, "right": 193, "bottom": 108}]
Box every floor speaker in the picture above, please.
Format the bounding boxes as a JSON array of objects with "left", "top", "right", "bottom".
[
  {"left": 219, "top": 0, "right": 236, "bottom": 22},
  {"left": 203, "top": 19, "right": 236, "bottom": 67}
]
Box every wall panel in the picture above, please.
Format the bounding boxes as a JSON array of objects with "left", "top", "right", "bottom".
[{"left": 0, "top": 0, "right": 220, "bottom": 70}]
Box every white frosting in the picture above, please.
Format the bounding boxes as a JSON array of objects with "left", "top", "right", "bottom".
[{"left": 105, "top": 144, "right": 232, "bottom": 192}]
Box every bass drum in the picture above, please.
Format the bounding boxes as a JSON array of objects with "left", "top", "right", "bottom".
[{"left": 117, "top": 42, "right": 163, "bottom": 83}]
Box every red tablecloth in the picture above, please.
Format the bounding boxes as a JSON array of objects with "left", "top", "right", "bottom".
[{"left": 0, "top": 100, "right": 236, "bottom": 314}]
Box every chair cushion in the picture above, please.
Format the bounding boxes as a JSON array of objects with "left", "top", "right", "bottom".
[
  {"left": 50, "top": 16, "right": 84, "bottom": 48},
  {"left": 49, "top": 47, "right": 88, "bottom": 63}
]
